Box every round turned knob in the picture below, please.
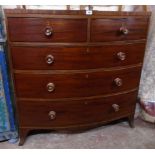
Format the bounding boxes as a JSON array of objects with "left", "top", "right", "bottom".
[
  {"left": 47, "top": 82, "right": 55, "bottom": 92},
  {"left": 120, "top": 26, "right": 129, "bottom": 35},
  {"left": 114, "top": 78, "right": 123, "bottom": 87},
  {"left": 112, "top": 104, "right": 120, "bottom": 112},
  {"left": 48, "top": 111, "right": 56, "bottom": 120},
  {"left": 44, "top": 27, "right": 53, "bottom": 36},
  {"left": 117, "top": 52, "right": 126, "bottom": 61},
  {"left": 46, "top": 54, "right": 54, "bottom": 64}
]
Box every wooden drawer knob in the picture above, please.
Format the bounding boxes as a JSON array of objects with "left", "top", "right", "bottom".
[
  {"left": 48, "top": 111, "right": 56, "bottom": 120},
  {"left": 46, "top": 54, "right": 54, "bottom": 64},
  {"left": 114, "top": 78, "right": 123, "bottom": 87},
  {"left": 120, "top": 26, "right": 129, "bottom": 35},
  {"left": 47, "top": 82, "right": 55, "bottom": 92},
  {"left": 45, "top": 27, "right": 53, "bottom": 36},
  {"left": 112, "top": 104, "right": 120, "bottom": 112},
  {"left": 117, "top": 52, "right": 126, "bottom": 61}
]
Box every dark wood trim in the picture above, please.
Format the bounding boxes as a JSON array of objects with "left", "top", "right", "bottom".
[
  {"left": 13, "top": 63, "right": 142, "bottom": 75},
  {"left": 4, "top": 16, "right": 20, "bottom": 134},
  {"left": 18, "top": 128, "right": 29, "bottom": 146},
  {"left": 6, "top": 14, "right": 151, "bottom": 19},
  {"left": 16, "top": 88, "right": 138, "bottom": 102},
  {"left": 128, "top": 114, "right": 135, "bottom": 128},
  {"left": 9, "top": 40, "right": 147, "bottom": 47},
  {"left": 4, "top": 9, "right": 151, "bottom": 17}
]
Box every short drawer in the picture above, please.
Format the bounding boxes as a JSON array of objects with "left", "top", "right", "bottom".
[
  {"left": 14, "top": 66, "right": 141, "bottom": 99},
  {"left": 11, "top": 43, "right": 145, "bottom": 70},
  {"left": 8, "top": 17, "right": 87, "bottom": 42},
  {"left": 18, "top": 91, "right": 137, "bottom": 127},
  {"left": 91, "top": 17, "right": 149, "bottom": 42}
]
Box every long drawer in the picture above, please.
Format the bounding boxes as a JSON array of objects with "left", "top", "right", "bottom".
[
  {"left": 7, "top": 17, "right": 87, "bottom": 42},
  {"left": 91, "top": 17, "right": 149, "bottom": 42},
  {"left": 11, "top": 43, "right": 145, "bottom": 70},
  {"left": 18, "top": 91, "right": 137, "bottom": 127},
  {"left": 14, "top": 66, "right": 141, "bottom": 99}
]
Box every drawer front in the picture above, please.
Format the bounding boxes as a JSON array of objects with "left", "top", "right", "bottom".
[
  {"left": 8, "top": 17, "right": 87, "bottom": 42},
  {"left": 91, "top": 17, "right": 149, "bottom": 42},
  {"left": 18, "top": 91, "right": 137, "bottom": 127},
  {"left": 14, "top": 66, "right": 141, "bottom": 99},
  {"left": 11, "top": 43, "right": 145, "bottom": 70}
]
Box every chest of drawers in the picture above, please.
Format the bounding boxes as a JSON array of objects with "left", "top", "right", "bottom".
[{"left": 4, "top": 9, "right": 151, "bottom": 145}]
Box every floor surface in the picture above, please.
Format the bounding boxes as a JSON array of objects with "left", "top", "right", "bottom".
[{"left": 0, "top": 118, "right": 155, "bottom": 149}]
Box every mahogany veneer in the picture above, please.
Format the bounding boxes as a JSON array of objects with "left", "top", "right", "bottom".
[
  {"left": 4, "top": 9, "right": 151, "bottom": 145},
  {"left": 11, "top": 43, "right": 145, "bottom": 70}
]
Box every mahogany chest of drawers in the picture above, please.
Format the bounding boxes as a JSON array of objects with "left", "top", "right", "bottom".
[{"left": 4, "top": 9, "right": 151, "bottom": 145}]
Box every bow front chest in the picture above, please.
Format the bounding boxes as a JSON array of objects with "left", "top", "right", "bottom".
[{"left": 4, "top": 9, "right": 151, "bottom": 145}]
